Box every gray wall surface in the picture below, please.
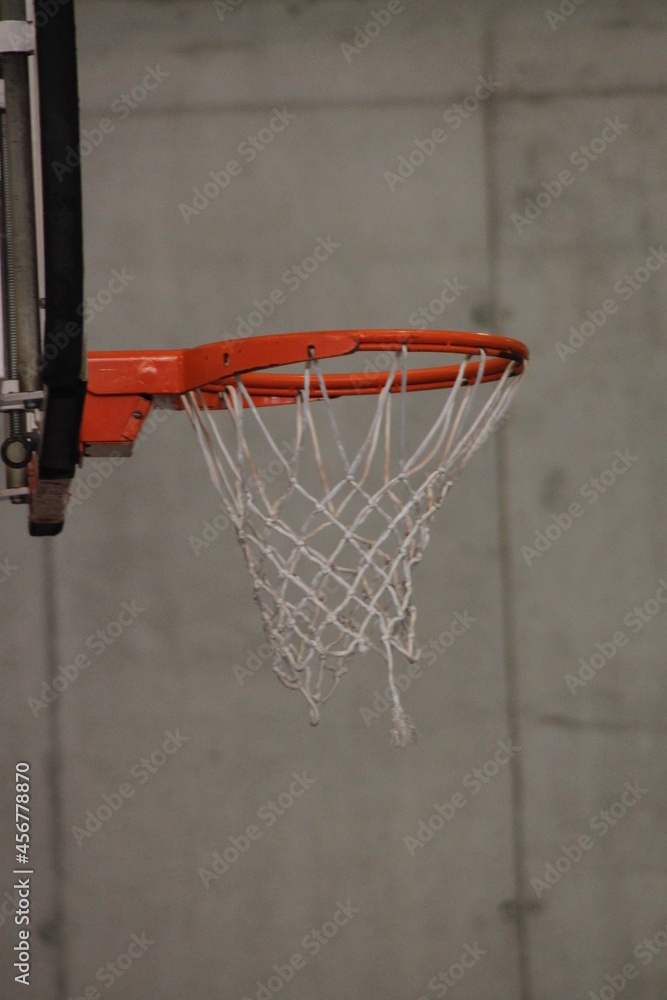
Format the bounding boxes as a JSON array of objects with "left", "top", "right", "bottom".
[{"left": 1, "top": 1, "right": 666, "bottom": 998}]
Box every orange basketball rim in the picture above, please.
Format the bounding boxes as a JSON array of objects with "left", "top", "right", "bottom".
[{"left": 80, "top": 329, "right": 529, "bottom": 455}]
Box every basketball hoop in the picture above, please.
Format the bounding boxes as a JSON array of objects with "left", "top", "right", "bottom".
[{"left": 80, "top": 328, "right": 528, "bottom": 745}]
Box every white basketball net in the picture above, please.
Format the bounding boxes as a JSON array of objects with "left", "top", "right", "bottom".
[{"left": 183, "top": 348, "right": 524, "bottom": 745}]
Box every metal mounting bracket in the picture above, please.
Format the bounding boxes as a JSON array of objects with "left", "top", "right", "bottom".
[
  {"left": 0, "top": 485, "right": 28, "bottom": 501},
  {"left": 0, "top": 19, "right": 35, "bottom": 55},
  {"left": 0, "top": 387, "right": 44, "bottom": 411}
]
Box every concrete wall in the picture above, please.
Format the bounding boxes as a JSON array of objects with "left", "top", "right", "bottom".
[{"left": 1, "top": 1, "right": 666, "bottom": 997}]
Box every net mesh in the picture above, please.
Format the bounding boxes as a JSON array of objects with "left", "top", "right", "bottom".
[{"left": 183, "top": 347, "right": 524, "bottom": 745}]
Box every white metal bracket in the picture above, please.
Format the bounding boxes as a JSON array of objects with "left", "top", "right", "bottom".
[
  {"left": 0, "top": 20, "right": 35, "bottom": 55},
  {"left": 0, "top": 485, "right": 28, "bottom": 501},
  {"left": 0, "top": 382, "right": 44, "bottom": 411}
]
